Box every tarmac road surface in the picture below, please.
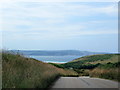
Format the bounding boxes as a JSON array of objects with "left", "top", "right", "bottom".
[{"left": 51, "top": 77, "right": 119, "bottom": 88}]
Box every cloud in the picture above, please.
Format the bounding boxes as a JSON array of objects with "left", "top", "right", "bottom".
[
  {"left": 1, "top": 2, "right": 118, "bottom": 41},
  {"left": 1, "top": 2, "right": 117, "bottom": 19},
  {"left": 3, "top": 28, "right": 117, "bottom": 41}
]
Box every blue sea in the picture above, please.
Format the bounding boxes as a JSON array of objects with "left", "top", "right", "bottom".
[{"left": 28, "top": 55, "right": 83, "bottom": 63}]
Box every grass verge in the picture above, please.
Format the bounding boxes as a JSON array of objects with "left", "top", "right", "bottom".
[{"left": 2, "top": 51, "right": 78, "bottom": 88}]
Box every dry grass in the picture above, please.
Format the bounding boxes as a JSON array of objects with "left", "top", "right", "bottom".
[
  {"left": 2, "top": 51, "right": 77, "bottom": 88},
  {"left": 89, "top": 68, "right": 119, "bottom": 81},
  {"left": 69, "top": 54, "right": 106, "bottom": 63},
  {"left": 70, "top": 54, "right": 118, "bottom": 63},
  {"left": 86, "top": 55, "right": 118, "bottom": 64},
  {"left": 66, "top": 54, "right": 119, "bottom": 81}
]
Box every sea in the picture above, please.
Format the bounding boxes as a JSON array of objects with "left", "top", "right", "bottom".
[{"left": 27, "top": 55, "right": 83, "bottom": 63}]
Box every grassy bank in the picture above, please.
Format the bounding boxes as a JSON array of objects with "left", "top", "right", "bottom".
[
  {"left": 2, "top": 51, "right": 119, "bottom": 88},
  {"left": 50, "top": 54, "right": 120, "bottom": 81},
  {"left": 2, "top": 51, "right": 77, "bottom": 88},
  {"left": 89, "top": 62, "right": 120, "bottom": 81},
  {"left": 61, "top": 54, "right": 119, "bottom": 69},
  {"left": 73, "top": 54, "right": 120, "bottom": 81}
]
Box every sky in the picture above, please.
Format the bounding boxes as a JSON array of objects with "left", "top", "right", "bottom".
[{"left": 0, "top": 0, "right": 118, "bottom": 53}]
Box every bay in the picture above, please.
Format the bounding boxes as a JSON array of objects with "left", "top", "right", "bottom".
[{"left": 28, "top": 55, "right": 83, "bottom": 63}]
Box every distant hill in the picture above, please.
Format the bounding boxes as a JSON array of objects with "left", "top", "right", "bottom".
[
  {"left": 51, "top": 54, "right": 119, "bottom": 81},
  {"left": 11, "top": 50, "right": 107, "bottom": 56},
  {"left": 62, "top": 54, "right": 119, "bottom": 69}
]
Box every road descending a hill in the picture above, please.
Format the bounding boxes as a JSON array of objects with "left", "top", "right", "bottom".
[{"left": 51, "top": 77, "right": 119, "bottom": 88}]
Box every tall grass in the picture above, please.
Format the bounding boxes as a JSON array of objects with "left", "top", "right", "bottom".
[
  {"left": 89, "top": 61, "right": 120, "bottom": 81},
  {"left": 2, "top": 51, "right": 77, "bottom": 88},
  {"left": 89, "top": 68, "right": 119, "bottom": 81}
]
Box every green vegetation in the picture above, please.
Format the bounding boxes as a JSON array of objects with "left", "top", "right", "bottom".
[
  {"left": 89, "top": 62, "right": 120, "bottom": 81},
  {"left": 2, "top": 50, "right": 119, "bottom": 88},
  {"left": 50, "top": 54, "right": 120, "bottom": 81},
  {"left": 2, "top": 51, "right": 78, "bottom": 88},
  {"left": 61, "top": 54, "right": 118, "bottom": 69},
  {"left": 70, "top": 54, "right": 117, "bottom": 62},
  {"left": 48, "top": 63, "right": 64, "bottom": 68}
]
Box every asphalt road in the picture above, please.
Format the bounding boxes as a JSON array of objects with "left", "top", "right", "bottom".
[{"left": 51, "top": 77, "right": 119, "bottom": 88}]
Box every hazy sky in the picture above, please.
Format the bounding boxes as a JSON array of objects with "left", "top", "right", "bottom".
[{"left": 1, "top": 1, "right": 118, "bottom": 52}]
